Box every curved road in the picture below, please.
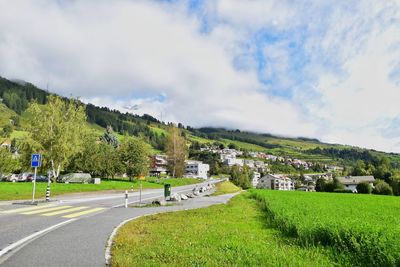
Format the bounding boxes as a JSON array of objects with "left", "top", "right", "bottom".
[{"left": 0, "top": 179, "right": 234, "bottom": 266}]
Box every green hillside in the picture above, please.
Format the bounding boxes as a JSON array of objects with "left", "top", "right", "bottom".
[{"left": 1, "top": 75, "right": 399, "bottom": 168}]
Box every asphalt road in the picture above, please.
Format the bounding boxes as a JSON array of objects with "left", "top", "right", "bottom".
[{"left": 0, "top": 179, "right": 235, "bottom": 266}]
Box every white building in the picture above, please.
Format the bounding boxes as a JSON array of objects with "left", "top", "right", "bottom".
[
  {"left": 244, "top": 159, "right": 255, "bottom": 168},
  {"left": 185, "top": 160, "right": 210, "bottom": 179},
  {"left": 257, "top": 174, "right": 294, "bottom": 191},
  {"left": 224, "top": 158, "right": 244, "bottom": 167},
  {"left": 337, "top": 176, "right": 375, "bottom": 193},
  {"left": 252, "top": 171, "right": 261, "bottom": 187}
]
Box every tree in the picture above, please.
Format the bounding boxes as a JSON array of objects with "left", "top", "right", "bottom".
[
  {"left": 372, "top": 180, "right": 393, "bottom": 195},
  {"left": 0, "top": 148, "right": 20, "bottom": 174},
  {"left": 97, "top": 142, "right": 123, "bottom": 179},
  {"left": 165, "top": 126, "right": 187, "bottom": 178},
  {"left": 1, "top": 124, "right": 13, "bottom": 138},
  {"left": 356, "top": 182, "right": 372, "bottom": 194},
  {"left": 230, "top": 165, "right": 251, "bottom": 189},
  {"left": 119, "top": 137, "right": 150, "bottom": 180},
  {"left": 315, "top": 178, "right": 326, "bottom": 192},
  {"left": 101, "top": 126, "right": 119, "bottom": 148},
  {"left": 27, "top": 95, "right": 87, "bottom": 180},
  {"left": 352, "top": 160, "right": 368, "bottom": 176},
  {"left": 324, "top": 178, "right": 344, "bottom": 192},
  {"left": 228, "top": 143, "right": 238, "bottom": 150}
]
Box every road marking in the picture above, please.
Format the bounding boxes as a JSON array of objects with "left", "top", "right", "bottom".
[
  {"left": 0, "top": 204, "right": 55, "bottom": 214},
  {"left": 21, "top": 206, "right": 72, "bottom": 215},
  {"left": 62, "top": 207, "right": 106, "bottom": 218},
  {"left": 0, "top": 219, "right": 76, "bottom": 260},
  {"left": 41, "top": 206, "right": 88, "bottom": 216}
]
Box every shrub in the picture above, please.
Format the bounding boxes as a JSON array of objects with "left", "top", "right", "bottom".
[
  {"left": 333, "top": 189, "right": 353, "bottom": 193},
  {"left": 373, "top": 180, "right": 393, "bottom": 195},
  {"left": 356, "top": 182, "right": 372, "bottom": 194}
]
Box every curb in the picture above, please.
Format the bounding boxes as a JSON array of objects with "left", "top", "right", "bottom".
[{"left": 104, "top": 192, "right": 239, "bottom": 266}]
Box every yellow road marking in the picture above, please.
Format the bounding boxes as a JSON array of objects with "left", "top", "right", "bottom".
[
  {"left": 1, "top": 204, "right": 55, "bottom": 214},
  {"left": 62, "top": 207, "right": 106, "bottom": 218},
  {"left": 41, "top": 206, "right": 88, "bottom": 216},
  {"left": 21, "top": 206, "right": 73, "bottom": 215}
]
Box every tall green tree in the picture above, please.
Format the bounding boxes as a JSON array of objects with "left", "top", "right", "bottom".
[
  {"left": 165, "top": 126, "right": 187, "bottom": 178},
  {"left": 230, "top": 165, "right": 251, "bottom": 189},
  {"left": 27, "top": 95, "right": 87, "bottom": 180},
  {"left": 119, "top": 137, "right": 150, "bottom": 180}
]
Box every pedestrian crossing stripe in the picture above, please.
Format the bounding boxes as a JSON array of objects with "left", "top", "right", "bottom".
[
  {"left": 0, "top": 204, "right": 56, "bottom": 214},
  {"left": 41, "top": 206, "right": 88, "bottom": 216},
  {"left": 1, "top": 205, "right": 107, "bottom": 218},
  {"left": 62, "top": 207, "right": 106, "bottom": 218},
  {"left": 21, "top": 206, "right": 73, "bottom": 215}
]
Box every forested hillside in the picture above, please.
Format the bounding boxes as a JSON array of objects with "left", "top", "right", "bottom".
[{"left": 1, "top": 75, "right": 399, "bottom": 167}]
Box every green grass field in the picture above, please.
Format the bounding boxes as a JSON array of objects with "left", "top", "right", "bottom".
[
  {"left": 111, "top": 194, "right": 336, "bottom": 266},
  {"left": 250, "top": 190, "right": 400, "bottom": 266},
  {"left": 0, "top": 178, "right": 201, "bottom": 201},
  {"left": 211, "top": 180, "right": 241, "bottom": 196}
]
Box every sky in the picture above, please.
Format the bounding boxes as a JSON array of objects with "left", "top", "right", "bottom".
[{"left": 0, "top": 0, "right": 399, "bottom": 152}]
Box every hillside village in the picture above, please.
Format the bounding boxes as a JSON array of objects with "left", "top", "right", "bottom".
[
  {"left": 150, "top": 144, "right": 376, "bottom": 194},
  {"left": 0, "top": 76, "right": 399, "bottom": 197}
]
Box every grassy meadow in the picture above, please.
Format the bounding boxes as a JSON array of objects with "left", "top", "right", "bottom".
[
  {"left": 111, "top": 190, "right": 400, "bottom": 266},
  {"left": 0, "top": 178, "right": 201, "bottom": 201},
  {"left": 111, "top": 194, "right": 336, "bottom": 267},
  {"left": 250, "top": 190, "right": 400, "bottom": 266}
]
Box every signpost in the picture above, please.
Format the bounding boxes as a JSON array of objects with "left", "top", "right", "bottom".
[
  {"left": 31, "top": 154, "right": 41, "bottom": 204},
  {"left": 139, "top": 175, "right": 145, "bottom": 205}
]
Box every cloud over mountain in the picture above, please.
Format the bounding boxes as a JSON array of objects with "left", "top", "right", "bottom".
[{"left": 0, "top": 0, "right": 399, "bottom": 152}]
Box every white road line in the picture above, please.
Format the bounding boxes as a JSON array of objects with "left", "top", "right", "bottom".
[{"left": 0, "top": 219, "right": 76, "bottom": 260}]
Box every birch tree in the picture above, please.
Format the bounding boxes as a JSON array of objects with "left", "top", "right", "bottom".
[
  {"left": 27, "top": 95, "right": 87, "bottom": 180},
  {"left": 165, "top": 126, "right": 187, "bottom": 177}
]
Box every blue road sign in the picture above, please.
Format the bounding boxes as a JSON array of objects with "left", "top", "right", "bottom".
[{"left": 31, "top": 154, "right": 41, "bottom": 168}]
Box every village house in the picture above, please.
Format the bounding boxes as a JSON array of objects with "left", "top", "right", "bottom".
[
  {"left": 337, "top": 176, "right": 375, "bottom": 192},
  {"left": 244, "top": 159, "right": 255, "bottom": 168},
  {"left": 149, "top": 154, "right": 168, "bottom": 176},
  {"left": 257, "top": 174, "right": 295, "bottom": 190},
  {"left": 224, "top": 158, "right": 244, "bottom": 167},
  {"left": 184, "top": 160, "right": 210, "bottom": 180},
  {"left": 251, "top": 171, "right": 261, "bottom": 187}
]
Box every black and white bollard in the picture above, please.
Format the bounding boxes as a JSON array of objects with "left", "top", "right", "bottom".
[
  {"left": 124, "top": 190, "right": 128, "bottom": 208},
  {"left": 45, "top": 185, "right": 51, "bottom": 202}
]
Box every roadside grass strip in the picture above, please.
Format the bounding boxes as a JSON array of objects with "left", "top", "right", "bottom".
[
  {"left": 0, "top": 204, "right": 55, "bottom": 214},
  {"left": 41, "top": 206, "right": 88, "bottom": 216},
  {"left": 21, "top": 206, "right": 73, "bottom": 215},
  {"left": 62, "top": 207, "right": 106, "bottom": 218},
  {"left": 111, "top": 194, "right": 336, "bottom": 266}
]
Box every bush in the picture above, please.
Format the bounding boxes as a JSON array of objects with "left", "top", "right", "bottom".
[
  {"left": 333, "top": 189, "right": 353, "bottom": 193},
  {"left": 324, "top": 178, "right": 344, "bottom": 192},
  {"left": 356, "top": 182, "right": 372, "bottom": 194},
  {"left": 373, "top": 180, "right": 393, "bottom": 195}
]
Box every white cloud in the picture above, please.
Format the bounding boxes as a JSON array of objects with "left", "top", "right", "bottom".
[
  {"left": 0, "top": 0, "right": 316, "bottom": 138},
  {"left": 300, "top": 1, "right": 400, "bottom": 151},
  {"left": 0, "top": 0, "right": 399, "bottom": 152}
]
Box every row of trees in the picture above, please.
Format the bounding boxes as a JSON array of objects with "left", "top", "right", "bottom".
[
  {"left": 0, "top": 95, "right": 190, "bottom": 181},
  {"left": 315, "top": 178, "right": 394, "bottom": 195}
]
